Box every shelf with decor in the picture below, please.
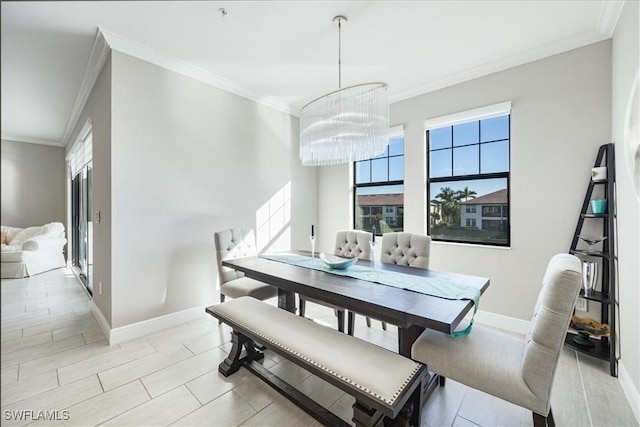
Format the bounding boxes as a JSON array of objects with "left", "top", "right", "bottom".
[
  {"left": 564, "top": 328, "right": 611, "bottom": 360},
  {"left": 566, "top": 143, "right": 617, "bottom": 377}
]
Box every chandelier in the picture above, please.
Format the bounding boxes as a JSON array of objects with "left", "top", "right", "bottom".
[{"left": 299, "top": 16, "right": 389, "bottom": 166}]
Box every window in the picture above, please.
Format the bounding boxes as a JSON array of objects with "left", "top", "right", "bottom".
[
  {"left": 426, "top": 103, "right": 510, "bottom": 246},
  {"left": 354, "top": 126, "right": 404, "bottom": 235}
]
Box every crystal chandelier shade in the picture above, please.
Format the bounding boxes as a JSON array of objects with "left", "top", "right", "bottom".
[
  {"left": 300, "top": 82, "right": 389, "bottom": 166},
  {"left": 299, "top": 16, "right": 390, "bottom": 166}
]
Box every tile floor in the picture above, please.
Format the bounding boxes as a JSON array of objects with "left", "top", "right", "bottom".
[{"left": 1, "top": 268, "right": 637, "bottom": 426}]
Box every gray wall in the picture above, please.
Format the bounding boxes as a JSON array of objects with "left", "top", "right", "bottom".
[
  {"left": 318, "top": 40, "right": 611, "bottom": 320},
  {"left": 1, "top": 139, "right": 66, "bottom": 229},
  {"left": 108, "top": 50, "right": 315, "bottom": 328},
  {"left": 66, "top": 54, "right": 113, "bottom": 326},
  {"left": 611, "top": 0, "right": 640, "bottom": 404}
]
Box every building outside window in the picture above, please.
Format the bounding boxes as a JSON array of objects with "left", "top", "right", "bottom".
[
  {"left": 426, "top": 103, "right": 511, "bottom": 246},
  {"left": 354, "top": 126, "right": 404, "bottom": 235}
]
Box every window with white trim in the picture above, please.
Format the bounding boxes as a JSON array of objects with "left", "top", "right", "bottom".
[{"left": 426, "top": 102, "right": 511, "bottom": 246}]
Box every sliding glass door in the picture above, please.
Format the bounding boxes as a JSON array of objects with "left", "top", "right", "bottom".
[{"left": 71, "top": 163, "right": 92, "bottom": 294}]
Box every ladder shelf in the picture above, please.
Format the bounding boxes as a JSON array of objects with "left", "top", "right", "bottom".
[{"left": 566, "top": 143, "right": 617, "bottom": 377}]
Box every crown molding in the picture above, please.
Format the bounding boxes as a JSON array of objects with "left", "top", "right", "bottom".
[
  {"left": 0, "top": 134, "right": 63, "bottom": 147},
  {"left": 60, "top": 29, "right": 111, "bottom": 147},
  {"left": 597, "top": 0, "right": 626, "bottom": 37},
  {"left": 99, "top": 28, "right": 293, "bottom": 116},
  {"left": 390, "top": 30, "right": 609, "bottom": 105}
]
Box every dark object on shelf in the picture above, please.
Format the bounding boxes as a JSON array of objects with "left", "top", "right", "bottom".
[
  {"left": 573, "top": 331, "right": 596, "bottom": 348},
  {"left": 567, "top": 143, "right": 618, "bottom": 377}
]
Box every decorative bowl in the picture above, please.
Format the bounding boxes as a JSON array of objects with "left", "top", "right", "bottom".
[{"left": 319, "top": 253, "right": 358, "bottom": 270}]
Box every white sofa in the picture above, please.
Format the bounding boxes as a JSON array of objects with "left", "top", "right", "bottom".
[{"left": 1, "top": 222, "right": 67, "bottom": 279}]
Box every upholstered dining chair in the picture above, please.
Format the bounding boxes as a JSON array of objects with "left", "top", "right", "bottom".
[
  {"left": 411, "top": 253, "right": 582, "bottom": 427},
  {"left": 358, "top": 232, "right": 431, "bottom": 331},
  {"left": 380, "top": 231, "right": 431, "bottom": 268},
  {"left": 214, "top": 229, "right": 277, "bottom": 309},
  {"left": 298, "top": 230, "right": 372, "bottom": 333}
]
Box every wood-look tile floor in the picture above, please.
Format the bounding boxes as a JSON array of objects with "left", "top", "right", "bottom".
[{"left": 1, "top": 268, "right": 637, "bottom": 426}]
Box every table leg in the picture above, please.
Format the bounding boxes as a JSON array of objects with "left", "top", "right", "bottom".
[
  {"left": 398, "top": 324, "right": 425, "bottom": 357},
  {"left": 278, "top": 289, "right": 297, "bottom": 313},
  {"left": 398, "top": 325, "right": 443, "bottom": 408}
]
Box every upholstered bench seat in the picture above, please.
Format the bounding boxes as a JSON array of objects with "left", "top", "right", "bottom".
[{"left": 208, "top": 296, "right": 427, "bottom": 426}]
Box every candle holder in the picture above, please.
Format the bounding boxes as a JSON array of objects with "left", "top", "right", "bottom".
[
  {"left": 310, "top": 235, "right": 316, "bottom": 258},
  {"left": 369, "top": 240, "right": 376, "bottom": 261}
]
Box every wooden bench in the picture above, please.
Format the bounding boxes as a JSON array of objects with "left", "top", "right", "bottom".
[{"left": 206, "top": 296, "right": 428, "bottom": 427}]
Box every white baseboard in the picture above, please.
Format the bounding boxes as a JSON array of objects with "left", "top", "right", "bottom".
[
  {"left": 89, "top": 299, "right": 112, "bottom": 342},
  {"left": 89, "top": 302, "right": 209, "bottom": 345},
  {"left": 618, "top": 360, "right": 640, "bottom": 424},
  {"left": 474, "top": 309, "right": 531, "bottom": 336}
]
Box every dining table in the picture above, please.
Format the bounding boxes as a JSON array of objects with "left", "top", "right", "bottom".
[
  {"left": 221, "top": 251, "right": 490, "bottom": 405},
  {"left": 222, "top": 252, "right": 490, "bottom": 356}
]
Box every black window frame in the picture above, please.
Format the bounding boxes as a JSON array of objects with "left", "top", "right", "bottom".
[
  {"left": 426, "top": 114, "right": 511, "bottom": 247},
  {"left": 353, "top": 135, "right": 405, "bottom": 236}
]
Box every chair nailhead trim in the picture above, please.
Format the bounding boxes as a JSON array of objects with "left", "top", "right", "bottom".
[{"left": 215, "top": 311, "right": 422, "bottom": 405}]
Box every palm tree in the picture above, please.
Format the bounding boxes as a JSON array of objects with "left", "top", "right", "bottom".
[
  {"left": 456, "top": 186, "right": 477, "bottom": 202},
  {"left": 436, "top": 187, "right": 456, "bottom": 202},
  {"left": 435, "top": 187, "right": 460, "bottom": 225}
]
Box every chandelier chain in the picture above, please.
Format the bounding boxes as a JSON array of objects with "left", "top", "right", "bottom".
[{"left": 338, "top": 18, "right": 342, "bottom": 89}]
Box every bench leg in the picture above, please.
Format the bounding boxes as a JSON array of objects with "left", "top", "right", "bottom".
[
  {"left": 219, "top": 331, "right": 264, "bottom": 377},
  {"left": 352, "top": 402, "right": 384, "bottom": 427}
]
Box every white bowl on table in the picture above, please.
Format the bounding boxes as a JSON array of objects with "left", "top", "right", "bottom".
[{"left": 319, "top": 253, "right": 358, "bottom": 270}]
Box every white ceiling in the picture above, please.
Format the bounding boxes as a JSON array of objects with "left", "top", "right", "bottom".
[{"left": 0, "top": 1, "right": 624, "bottom": 147}]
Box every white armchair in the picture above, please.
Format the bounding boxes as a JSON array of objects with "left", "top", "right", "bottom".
[{"left": 1, "top": 222, "right": 67, "bottom": 279}]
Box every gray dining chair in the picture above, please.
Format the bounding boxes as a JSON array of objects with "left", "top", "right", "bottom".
[
  {"left": 298, "top": 230, "right": 372, "bottom": 333},
  {"left": 214, "top": 229, "right": 277, "bottom": 309},
  {"left": 411, "top": 253, "right": 582, "bottom": 427},
  {"left": 358, "top": 232, "right": 431, "bottom": 331}
]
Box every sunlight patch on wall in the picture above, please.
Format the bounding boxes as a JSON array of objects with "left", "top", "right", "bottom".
[{"left": 256, "top": 182, "right": 291, "bottom": 252}]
